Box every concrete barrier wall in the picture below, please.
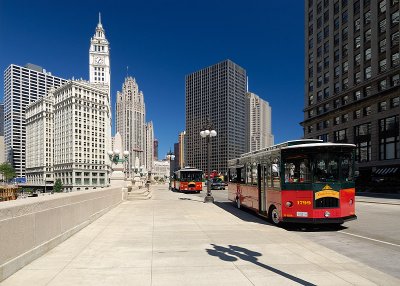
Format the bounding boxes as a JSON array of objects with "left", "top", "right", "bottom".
[{"left": 0, "top": 187, "right": 124, "bottom": 281}]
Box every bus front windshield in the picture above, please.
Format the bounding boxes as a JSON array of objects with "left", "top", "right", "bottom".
[
  {"left": 312, "top": 152, "right": 354, "bottom": 183},
  {"left": 180, "top": 171, "right": 202, "bottom": 182}
]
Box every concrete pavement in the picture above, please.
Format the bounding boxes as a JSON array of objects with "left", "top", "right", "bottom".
[{"left": 2, "top": 184, "right": 399, "bottom": 286}]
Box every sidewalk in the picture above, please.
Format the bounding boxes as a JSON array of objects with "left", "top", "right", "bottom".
[
  {"left": 2, "top": 184, "right": 399, "bottom": 286},
  {"left": 356, "top": 192, "right": 400, "bottom": 205}
]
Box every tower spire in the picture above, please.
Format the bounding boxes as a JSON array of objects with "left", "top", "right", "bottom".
[{"left": 99, "top": 12, "right": 101, "bottom": 25}]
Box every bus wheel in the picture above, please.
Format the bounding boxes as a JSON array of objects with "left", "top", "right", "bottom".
[
  {"left": 269, "top": 206, "right": 280, "bottom": 225},
  {"left": 236, "top": 196, "right": 241, "bottom": 209}
]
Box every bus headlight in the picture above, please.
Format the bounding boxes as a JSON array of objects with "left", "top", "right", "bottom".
[
  {"left": 324, "top": 211, "right": 330, "bottom": 218},
  {"left": 285, "top": 201, "right": 293, "bottom": 208}
]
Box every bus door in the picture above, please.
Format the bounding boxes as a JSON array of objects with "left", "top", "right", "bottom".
[{"left": 258, "top": 164, "right": 267, "bottom": 214}]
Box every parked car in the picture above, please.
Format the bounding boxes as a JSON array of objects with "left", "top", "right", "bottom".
[{"left": 211, "top": 178, "right": 225, "bottom": 190}]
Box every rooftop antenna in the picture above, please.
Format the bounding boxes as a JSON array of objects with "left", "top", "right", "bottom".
[
  {"left": 246, "top": 76, "right": 249, "bottom": 92},
  {"left": 126, "top": 66, "right": 129, "bottom": 77}
]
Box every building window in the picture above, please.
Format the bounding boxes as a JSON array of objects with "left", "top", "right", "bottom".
[
  {"left": 379, "top": 59, "right": 387, "bottom": 72},
  {"left": 318, "top": 134, "right": 329, "bottom": 142},
  {"left": 364, "top": 10, "right": 371, "bottom": 25},
  {"left": 354, "top": 1, "right": 361, "bottom": 13},
  {"left": 324, "top": 10, "right": 329, "bottom": 22},
  {"left": 354, "top": 90, "right": 362, "bottom": 100},
  {"left": 324, "top": 72, "right": 329, "bottom": 83},
  {"left": 363, "top": 106, "right": 372, "bottom": 116},
  {"left": 354, "top": 123, "right": 371, "bottom": 162},
  {"left": 317, "top": 47, "right": 322, "bottom": 58},
  {"left": 309, "top": 95, "right": 314, "bottom": 105},
  {"left": 379, "top": 79, "right": 387, "bottom": 90},
  {"left": 324, "top": 41, "right": 329, "bottom": 54},
  {"left": 365, "top": 48, "right": 372, "bottom": 61},
  {"left": 334, "top": 17, "right": 339, "bottom": 30},
  {"left": 392, "top": 31, "right": 399, "bottom": 46},
  {"left": 342, "top": 27, "right": 348, "bottom": 40},
  {"left": 379, "top": 0, "right": 386, "bottom": 13},
  {"left": 342, "top": 61, "right": 349, "bottom": 72},
  {"left": 317, "top": 122, "right": 323, "bottom": 130},
  {"left": 355, "top": 71, "right": 361, "bottom": 84},
  {"left": 391, "top": 96, "right": 400, "bottom": 107},
  {"left": 392, "top": 52, "right": 400, "bottom": 67},
  {"left": 324, "top": 87, "right": 330, "bottom": 97},
  {"left": 334, "top": 129, "right": 348, "bottom": 142},
  {"left": 317, "top": 61, "right": 323, "bottom": 72},
  {"left": 324, "top": 56, "right": 329, "bottom": 68},
  {"left": 365, "top": 66, "right": 372, "bottom": 79},
  {"left": 354, "top": 109, "right": 362, "bottom": 119},
  {"left": 392, "top": 74, "right": 400, "bottom": 86},
  {"left": 379, "top": 38, "right": 387, "bottom": 53},
  {"left": 342, "top": 77, "right": 349, "bottom": 90},
  {"left": 355, "top": 53, "right": 361, "bottom": 66},
  {"left": 365, "top": 85, "right": 372, "bottom": 96},
  {"left": 324, "top": 26, "right": 329, "bottom": 38},
  {"left": 324, "top": 103, "right": 330, "bottom": 112},
  {"left": 392, "top": 11, "right": 399, "bottom": 25},
  {"left": 334, "top": 99, "right": 340, "bottom": 108},
  {"left": 334, "top": 116, "right": 340, "bottom": 125},
  {"left": 379, "top": 19, "right": 386, "bottom": 34},
  {"left": 335, "top": 82, "right": 340, "bottom": 93},
  {"left": 364, "top": 29, "right": 371, "bottom": 42},
  {"left": 342, "top": 10, "right": 348, "bottom": 23},
  {"left": 334, "top": 33, "right": 339, "bottom": 46},
  {"left": 317, "top": 76, "right": 323, "bottom": 87},
  {"left": 332, "top": 50, "right": 339, "bottom": 64},
  {"left": 317, "top": 91, "right": 323, "bottom": 101},
  {"left": 334, "top": 65, "right": 340, "bottom": 77},
  {"left": 354, "top": 18, "right": 361, "bottom": 31},
  {"left": 342, "top": 44, "right": 349, "bottom": 57},
  {"left": 342, "top": 113, "right": 349, "bottom": 122},
  {"left": 342, "top": 95, "right": 349, "bottom": 105},
  {"left": 355, "top": 35, "right": 361, "bottom": 48},
  {"left": 379, "top": 116, "right": 400, "bottom": 160},
  {"left": 378, "top": 101, "right": 387, "bottom": 112}
]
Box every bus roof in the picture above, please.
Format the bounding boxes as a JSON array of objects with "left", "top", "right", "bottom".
[
  {"left": 282, "top": 142, "right": 356, "bottom": 150},
  {"left": 176, "top": 167, "right": 202, "bottom": 173}
]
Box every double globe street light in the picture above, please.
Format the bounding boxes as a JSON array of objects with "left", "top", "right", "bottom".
[
  {"left": 166, "top": 150, "right": 175, "bottom": 190},
  {"left": 200, "top": 126, "right": 217, "bottom": 203}
]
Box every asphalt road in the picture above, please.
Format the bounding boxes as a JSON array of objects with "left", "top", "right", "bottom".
[{"left": 189, "top": 188, "right": 400, "bottom": 279}]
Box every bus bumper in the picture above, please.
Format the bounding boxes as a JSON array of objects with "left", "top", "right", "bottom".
[{"left": 281, "top": 215, "right": 357, "bottom": 224}]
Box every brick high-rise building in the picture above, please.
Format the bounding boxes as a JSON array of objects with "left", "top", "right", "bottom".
[{"left": 301, "top": 0, "right": 400, "bottom": 186}]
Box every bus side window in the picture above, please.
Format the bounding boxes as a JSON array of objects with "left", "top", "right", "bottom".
[
  {"left": 266, "top": 164, "right": 272, "bottom": 188},
  {"left": 272, "top": 159, "right": 280, "bottom": 188}
]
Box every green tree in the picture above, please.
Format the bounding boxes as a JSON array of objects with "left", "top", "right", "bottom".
[
  {"left": 54, "top": 179, "right": 63, "bottom": 193},
  {"left": 0, "top": 162, "right": 16, "bottom": 182}
]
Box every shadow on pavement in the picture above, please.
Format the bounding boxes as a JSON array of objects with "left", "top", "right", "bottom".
[
  {"left": 206, "top": 244, "right": 316, "bottom": 286},
  {"left": 214, "top": 201, "right": 271, "bottom": 225},
  {"left": 214, "top": 202, "right": 349, "bottom": 233}
]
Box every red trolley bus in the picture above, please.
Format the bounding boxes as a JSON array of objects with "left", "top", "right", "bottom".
[
  {"left": 173, "top": 167, "right": 203, "bottom": 193},
  {"left": 228, "top": 140, "right": 357, "bottom": 225}
]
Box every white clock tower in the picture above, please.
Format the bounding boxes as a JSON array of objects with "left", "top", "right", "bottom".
[{"left": 89, "top": 13, "right": 111, "bottom": 97}]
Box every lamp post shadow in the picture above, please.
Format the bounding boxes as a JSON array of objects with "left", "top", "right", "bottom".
[{"left": 206, "top": 244, "right": 316, "bottom": 286}]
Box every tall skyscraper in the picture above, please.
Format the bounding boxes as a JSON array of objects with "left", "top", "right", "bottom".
[
  {"left": 0, "top": 103, "right": 5, "bottom": 164},
  {"left": 153, "top": 139, "right": 159, "bottom": 161},
  {"left": 302, "top": 0, "right": 399, "bottom": 183},
  {"left": 178, "top": 131, "right": 186, "bottom": 169},
  {"left": 246, "top": 92, "right": 274, "bottom": 152},
  {"left": 115, "top": 76, "right": 146, "bottom": 177},
  {"left": 4, "top": 64, "right": 67, "bottom": 178},
  {"left": 145, "top": 121, "right": 154, "bottom": 172},
  {"left": 185, "top": 59, "right": 247, "bottom": 174}
]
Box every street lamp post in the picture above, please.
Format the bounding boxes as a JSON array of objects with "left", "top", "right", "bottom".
[
  {"left": 107, "top": 149, "right": 130, "bottom": 180},
  {"left": 200, "top": 123, "right": 217, "bottom": 203},
  {"left": 166, "top": 149, "right": 175, "bottom": 190}
]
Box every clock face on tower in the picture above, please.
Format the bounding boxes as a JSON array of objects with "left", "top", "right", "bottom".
[{"left": 94, "top": 56, "right": 104, "bottom": 64}]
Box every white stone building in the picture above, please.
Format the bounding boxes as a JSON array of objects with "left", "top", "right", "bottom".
[
  {"left": 246, "top": 92, "right": 274, "bottom": 152},
  {"left": 152, "top": 160, "right": 170, "bottom": 180},
  {"left": 52, "top": 80, "right": 110, "bottom": 191},
  {"left": 25, "top": 91, "right": 55, "bottom": 188},
  {"left": 115, "top": 77, "right": 146, "bottom": 177}
]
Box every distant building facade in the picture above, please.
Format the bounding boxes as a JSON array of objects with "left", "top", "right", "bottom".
[
  {"left": 246, "top": 92, "right": 274, "bottom": 152},
  {"left": 153, "top": 139, "right": 159, "bottom": 161},
  {"left": 178, "top": 131, "right": 186, "bottom": 169},
  {"left": 185, "top": 60, "right": 247, "bottom": 174},
  {"left": 0, "top": 103, "right": 5, "bottom": 164},
  {"left": 145, "top": 121, "right": 154, "bottom": 172},
  {"left": 4, "top": 64, "right": 67, "bottom": 178},
  {"left": 302, "top": 0, "right": 400, "bottom": 186},
  {"left": 115, "top": 77, "right": 146, "bottom": 177},
  {"left": 152, "top": 160, "right": 170, "bottom": 180}
]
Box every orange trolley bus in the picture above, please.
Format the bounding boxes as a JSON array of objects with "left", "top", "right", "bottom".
[
  {"left": 228, "top": 140, "right": 357, "bottom": 225},
  {"left": 173, "top": 167, "right": 203, "bottom": 193}
]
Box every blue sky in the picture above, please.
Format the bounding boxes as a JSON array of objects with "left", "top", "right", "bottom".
[{"left": 0, "top": 0, "right": 305, "bottom": 159}]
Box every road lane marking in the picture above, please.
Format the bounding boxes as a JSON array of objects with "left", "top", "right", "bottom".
[{"left": 339, "top": 231, "right": 400, "bottom": 247}]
